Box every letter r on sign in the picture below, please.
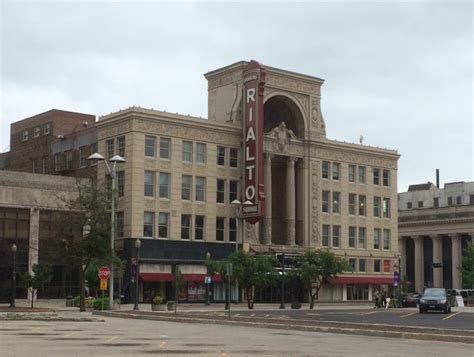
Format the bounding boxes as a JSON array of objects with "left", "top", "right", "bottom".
[{"left": 247, "top": 88, "right": 255, "bottom": 103}]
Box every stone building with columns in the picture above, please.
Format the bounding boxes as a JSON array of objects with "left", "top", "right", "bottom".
[
  {"left": 95, "top": 60, "right": 400, "bottom": 303},
  {"left": 398, "top": 181, "right": 474, "bottom": 293}
]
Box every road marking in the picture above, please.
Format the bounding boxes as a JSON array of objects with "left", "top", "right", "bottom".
[
  {"left": 106, "top": 336, "right": 118, "bottom": 343},
  {"left": 159, "top": 341, "right": 166, "bottom": 348},
  {"left": 443, "top": 311, "right": 460, "bottom": 320},
  {"left": 64, "top": 331, "right": 78, "bottom": 338},
  {"left": 32, "top": 327, "right": 44, "bottom": 332},
  {"left": 307, "top": 313, "right": 321, "bottom": 316},
  {"left": 400, "top": 312, "right": 417, "bottom": 318},
  {"left": 265, "top": 314, "right": 270, "bottom": 317},
  {"left": 360, "top": 311, "right": 378, "bottom": 315},
  {"left": 250, "top": 313, "right": 255, "bottom": 317},
  {"left": 234, "top": 313, "right": 240, "bottom": 317}
]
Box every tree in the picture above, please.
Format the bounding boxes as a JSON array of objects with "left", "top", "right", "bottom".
[
  {"left": 294, "top": 249, "right": 351, "bottom": 309},
  {"left": 459, "top": 243, "right": 474, "bottom": 287},
  {"left": 206, "top": 258, "right": 235, "bottom": 310},
  {"left": 20, "top": 264, "right": 52, "bottom": 309}
]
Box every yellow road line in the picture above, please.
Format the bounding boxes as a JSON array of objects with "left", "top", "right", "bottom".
[
  {"left": 443, "top": 311, "right": 461, "bottom": 320},
  {"left": 106, "top": 336, "right": 118, "bottom": 343},
  {"left": 159, "top": 341, "right": 166, "bottom": 348},
  {"left": 64, "top": 331, "right": 78, "bottom": 338},
  {"left": 400, "top": 312, "right": 418, "bottom": 318}
]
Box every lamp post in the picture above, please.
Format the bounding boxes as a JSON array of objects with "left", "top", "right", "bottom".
[
  {"left": 279, "top": 252, "right": 286, "bottom": 309},
  {"left": 133, "top": 239, "right": 141, "bottom": 310},
  {"left": 88, "top": 152, "right": 126, "bottom": 310},
  {"left": 205, "top": 251, "right": 211, "bottom": 306},
  {"left": 10, "top": 243, "right": 17, "bottom": 308}
]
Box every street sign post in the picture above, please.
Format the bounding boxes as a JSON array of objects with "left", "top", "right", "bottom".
[
  {"left": 100, "top": 279, "right": 108, "bottom": 291},
  {"left": 98, "top": 266, "right": 111, "bottom": 280}
]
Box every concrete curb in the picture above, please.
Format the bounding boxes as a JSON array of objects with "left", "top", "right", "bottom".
[{"left": 0, "top": 312, "right": 103, "bottom": 322}]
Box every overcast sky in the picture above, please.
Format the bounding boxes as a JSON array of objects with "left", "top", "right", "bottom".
[{"left": 1, "top": 0, "right": 472, "bottom": 192}]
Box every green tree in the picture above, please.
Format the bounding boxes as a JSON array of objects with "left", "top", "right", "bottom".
[
  {"left": 294, "top": 249, "right": 351, "bottom": 309},
  {"left": 206, "top": 258, "right": 235, "bottom": 310},
  {"left": 20, "top": 264, "right": 52, "bottom": 309},
  {"left": 459, "top": 243, "right": 474, "bottom": 287}
]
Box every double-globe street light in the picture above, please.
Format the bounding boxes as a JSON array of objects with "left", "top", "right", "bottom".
[
  {"left": 133, "top": 239, "right": 141, "bottom": 310},
  {"left": 205, "top": 251, "right": 211, "bottom": 306},
  {"left": 10, "top": 243, "right": 17, "bottom": 308},
  {"left": 88, "top": 152, "right": 126, "bottom": 310}
]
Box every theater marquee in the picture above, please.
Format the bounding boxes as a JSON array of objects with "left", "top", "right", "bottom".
[{"left": 242, "top": 61, "right": 266, "bottom": 223}]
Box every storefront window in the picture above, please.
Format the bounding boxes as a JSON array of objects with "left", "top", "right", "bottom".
[{"left": 346, "top": 284, "right": 369, "bottom": 300}]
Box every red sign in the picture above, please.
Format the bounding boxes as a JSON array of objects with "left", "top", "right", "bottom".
[
  {"left": 242, "top": 60, "right": 266, "bottom": 223},
  {"left": 98, "top": 266, "right": 111, "bottom": 280}
]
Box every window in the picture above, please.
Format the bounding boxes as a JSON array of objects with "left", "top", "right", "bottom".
[
  {"left": 43, "top": 123, "right": 50, "bottom": 135},
  {"left": 349, "top": 193, "right": 356, "bottom": 215},
  {"left": 105, "top": 175, "right": 112, "bottom": 192},
  {"left": 434, "top": 197, "right": 439, "bottom": 207},
  {"left": 216, "top": 179, "right": 225, "bottom": 203},
  {"left": 116, "top": 171, "right": 125, "bottom": 197},
  {"left": 332, "top": 225, "right": 340, "bottom": 247},
  {"left": 349, "top": 258, "right": 356, "bottom": 272},
  {"left": 373, "top": 168, "right": 380, "bottom": 185},
  {"left": 158, "top": 213, "right": 169, "bottom": 238},
  {"left": 349, "top": 227, "right": 356, "bottom": 248},
  {"left": 143, "top": 212, "right": 154, "bottom": 237},
  {"left": 217, "top": 146, "right": 226, "bottom": 166},
  {"left": 42, "top": 157, "right": 48, "bottom": 174},
  {"left": 216, "top": 217, "right": 225, "bottom": 241},
  {"left": 359, "top": 259, "right": 366, "bottom": 272},
  {"left": 358, "top": 195, "right": 366, "bottom": 216},
  {"left": 322, "top": 224, "right": 330, "bottom": 247},
  {"left": 322, "top": 161, "right": 330, "bottom": 179},
  {"left": 195, "top": 215, "right": 205, "bottom": 241},
  {"left": 382, "top": 170, "right": 390, "bottom": 186},
  {"left": 160, "top": 138, "right": 171, "bottom": 159},
  {"left": 358, "top": 227, "right": 366, "bottom": 248},
  {"left": 182, "top": 141, "right": 192, "bottom": 162},
  {"left": 181, "top": 175, "right": 192, "bottom": 200},
  {"left": 144, "top": 171, "right": 155, "bottom": 197},
  {"left": 332, "top": 192, "right": 340, "bottom": 213},
  {"left": 322, "top": 191, "right": 330, "bottom": 213},
  {"left": 79, "top": 146, "right": 89, "bottom": 167},
  {"left": 407, "top": 202, "right": 412, "bottom": 209},
  {"left": 456, "top": 196, "right": 461, "bottom": 205},
  {"left": 65, "top": 150, "right": 73, "bottom": 170},
  {"left": 373, "top": 197, "right": 381, "bottom": 217},
  {"left": 33, "top": 158, "right": 40, "bottom": 173},
  {"left": 145, "top": 135, "right": 156, "bottom": 157},
  {"left": 229, "top": 180, "right": 238, "bottom": 203},
  {"left": 229, "top": 218, "right": 237, "bottom": 242},
  {"left": 33, "top": 127, "right": 40, "bottom": 138},
  {"left": 417, "top": 201, "right": 423, "bottom": 208},
  {"left": 116, "top": 212, "right": 124, "bottom": 238},
  {"left": 374, "top": 259, "right": 381, "bottom": 273},
  {"left": 448, "top": 196, "right": 453, "bottom": 205},
  {"left": 181, "top": 215, "right": 191, "bottom": 240},
  {"left": 358, "top": 166, "right": 366, "bottom": 183},
  {"left": 374, "top": 228, "right": 381, "bottom": 249},
  {"left": 332, "top": 162, "right": 340, "bottom": 180},
  {"left": 230, "top": 148, "right": 238, "bottom": 168},
  {"left": 159, "top": 173, "right": 170, "bottom": 198},
  {"left": 383, "top": 229, "right": 390, "bottom": 249},
  {"left": 470, "top": 195, "right": 474, "bottom": 204},
  {"left": 117, "top": 136, "right": 126, "bottom": 158},
  {"left": 196, "top": 143, "right": 206, "bottom": 163},
  {"left": 195, "top": 176, "right": 206, "bottom": 201},
  {"left": 22, "top": 130, "right": 28, "bottom": 141},
  {"left": 383, "top": 260, "right": 390, "bottom": 273},
  {"left": 348, "top": 165, "right": 356, "bottom": 182},
  {"left": 383, "top": 198, "right": 391, "bottom": 218},
  {"left": 106, "top": 139, "right": 115, "bottom": 159},
  {"left": 90, "top": 142, "right": 98, "bottom": 157}
]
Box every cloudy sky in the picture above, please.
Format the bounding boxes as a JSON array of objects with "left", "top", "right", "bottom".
[{"left": 1, "top": 0, "right": 472, "bottom": 192}]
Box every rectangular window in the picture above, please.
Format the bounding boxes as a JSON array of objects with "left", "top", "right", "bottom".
[
  {"left": 33, "top": 158, "right": 40, "bottom": 173},
  {"left": 79, "top": 146, "right": 89, "bottom": 167},
  {"left": 332, "top": 162, "right": 340, "bottom": 180},
  {"left": 322, "top": 224, "right": 330, "bottom": 247},
  {"left": 195, "top": 176, "right": 206, "bottom": 201},
  {"left": 348, "top": 165, "right": 356, "bottom": 182},
  {"left": 182, "top": 141, "right": 192, "bottom": 162},
  {"left": 145, "top": 135, "right": 156, "bottom": 157},
  {"left": 456, "top": 196, "right": 461, "bottom": 205},
  {"left": 322, "top": 161, "right": 330, "bottom": 179},
  {"left": 374, "top": 228, "right": 381, "bottom": 249},
  {"left": 358, "top": 166, "right": 366, "bottom": 183},
  {"left": 434, "top": 197, "right": 439, "bottom": 207},
  {"left": 470, "top": 195, "right": 474, "bottom": 204},
  {"left": 116, "top": 212, "right": 124, "bottom": 238},
  {"left": 143, "top": 212, "right": 154, "bottom": 237},
  {"left": 358, "top": 195, "right": 366, "bottom": 216},
  {"left": 383, "top": 229, "right": 391, "bottom": 250},
  {"left": 229, "top": 180, "right": 238, "bottom": 203},
  {"left": 229, "top": 148, "right": 239, "bottom": 168},
  {"left": 117, "top": 136, "right": 126, "bottom": 158},
  {"left": 22, "top": 130, "right": 29, "bottom": 141},
  {"left": 448, "top": 196, "right": 453, "bottom": 205},
  {"left": 349, "top": 227, "right": 356, "bottom": 248},
  {"left": 382, "top": 169, "right": 390, "bottom": 186},
  {"left": 358, "top": 227, "right": 366, "bottom": 248},
  {"left": 33, "top": 127, "right": 40, "bottom": 138},
  {"left": 373, "top": 196, "right": 381, "bottom": 217},
  {"left": 196, "top": 143, "right": 206, "bottom": 163},
  {"left": 332, "top": 225, "right": 340, "bottom": 247},
  {"left": 407, "top": 202, "right": 412, "bottom": 209},
  {"left": 43, "top": 123, "right": 50, "bottom": 135},
  {"left": 322, "top": 191, "right": 330, "bottom": 213},
  {"left": 105, "top": 175, "right": 112, "bottom": 192},
  {"left": 144, "top": 171, "right": 155, "bottom": 197},
  {"left": 217, "top": 146, "right": 226, "bottom": 166},
  {"left": 159, "top": 173, "right": 170, "bottom": 198},
  {"left": 383, "top": 260, "right": 390, "bottom": 273},
  {"left": 349, "top": 259, "right": 356, "bottom": 272},
  {"left": 216, "top": 217, "right": 225, "bottom": 242},
  {"left": 374, "top": 259, "right": 381, "bottom": 273},
  {"left": 229, "top": 218, "right": 237, "bottom": 242},
  {"left": 195, "top": 215, "right": 205, "bottom": 241},
  {"left": 181, "top": 175, "right": 192, "bottom": 200},
  {"left": 160, "top": 138, "right": 171, "bottom": 159},
  {"left": 90, "top": 142, "right": 98, "bottom": 157},
  {"left": 158, "top": 212, "right": 169, "bottom": 238},
  {"left": 383, "top": 198, "right": 391, "bottom": 218},
  {"left": 181, "top": 214, "right": 191, "bottom": 240},
  {"left": 332, "top": 192, "right": 340, "bottom": 213},
  {"left": 116, "top": 171, "right": 125, "bottom": 197},
  {"left": 216, "top": 179, "right": 225, "bottom": 203},
  {"left": 65, "top": 150, "right": 73, "bottom": 170},
  {"left": 373, "top": 168, "right": 380, "bottom": 185},
  {"left": 359, "top": 259, "right": 366, "bottom": 272},
  {"left": 349, "top": 193, "right": 356, "bottom": 215},
  {"left": 106, "top": 139, "right": 115, "bottom": 159},
  {"left": 417, "top": 201, "right": 423, "bottom": 208}
]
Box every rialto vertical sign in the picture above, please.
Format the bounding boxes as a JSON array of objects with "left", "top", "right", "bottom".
[{"left": 242, "top": 60, "right": 266, "bottom": 223}]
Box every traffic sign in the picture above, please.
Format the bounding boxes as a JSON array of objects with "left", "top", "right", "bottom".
[
  {"left": 393, "top": 271, "right": 400, "bottom": 284},
  {"left": 100, "top": 279, "right": 108, "bottom": 291},
  {"left": 98, "top": 266, "right": 111, "bottom": 280}
]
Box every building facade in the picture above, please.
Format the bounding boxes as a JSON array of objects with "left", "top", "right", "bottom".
[{"left": 398, "top": 181, "right": 474, "bottom": 293}]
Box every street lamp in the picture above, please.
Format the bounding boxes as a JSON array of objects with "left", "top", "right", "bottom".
[
  {"left": 279, "top": 252, "right": 286, "bottom": 309},
  {"left": 134, "top": 239, "right": 141, "bottom": 310},
  {"left": 10, "top": 243, "right": 17, "bottom": 308},
  {"left": 205, "top": 251, "right": 211, "bottom": 306},
  {"left": 88, "top": 152, "right": 126, "bottom": 310}
]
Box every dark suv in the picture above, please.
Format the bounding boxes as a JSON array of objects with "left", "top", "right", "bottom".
[{"left": 419, "top": 288, "right": 451, "bottom": 314}]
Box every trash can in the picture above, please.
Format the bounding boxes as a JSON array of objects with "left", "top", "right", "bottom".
[
  {"left": 66, "top": 295, "right": 74, "bottom": 307},
  {"left": 167, "top": 301, "right": 176, "bottom": 311}
]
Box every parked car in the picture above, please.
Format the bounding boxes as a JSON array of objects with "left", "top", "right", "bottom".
[
  {"left": 419, "top": 288, "right": 451, "bottom": 314},
  {"left": 401, "top": 292, "right": 421, "bottom": 307}
]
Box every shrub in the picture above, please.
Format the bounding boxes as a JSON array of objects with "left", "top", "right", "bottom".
[
  {"left": 92, "top": 297, "right": 110, "bottom": 310},
  {"left": 73, "top": 295, "right": 81, "bottom": 307},
  {"left": 152, "top": 294, "right": 166, "bottom": 305},
  {"left": 73, "top": 295, "right": 95, "bottom": 308}
]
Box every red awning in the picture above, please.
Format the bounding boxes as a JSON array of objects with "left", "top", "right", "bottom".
[
  {"left": 183, "top": 274, "right": 206, "bottom": 282},
  {"left": 139, "top": 273, "right": 174, "bottom": 282},
  {"left": 212, "top": 274, "right": 223, "bottom": 283},
  {"left": 329, "top": 276, "right": 394, "bottom": 285}
]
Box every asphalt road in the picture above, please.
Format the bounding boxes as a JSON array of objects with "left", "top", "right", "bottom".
[{"left": 1, "top": 315, "right": 473, "bottom": 357}]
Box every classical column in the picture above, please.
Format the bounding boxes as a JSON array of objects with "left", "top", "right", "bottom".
[
  {"left": 451, "top": 234, "right": 462, "bottom": 289},
  {"left": 296, "top": 159, "right": 305, "bottom": 246},
  {"left": 398, "top": 237, "right": 406, "bottom": 277},
  {"left": 286, "top": 157, "right": 296, "bottom": 246},
  {"left": 263, "top": 154, "right": 273, "bottom": 245},
  {"left": 28, "top": 208, "right": 40, "bottom": 303},
  {"left": 414, "top": 236, "right": 424, "bottom": 293},
  {"left": 432, "top": 235, "right": 443, "bottom": 288}
]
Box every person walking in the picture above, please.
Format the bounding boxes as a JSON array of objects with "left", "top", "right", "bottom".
[
  {"left": 381, "top": 289, "right": 387, "bottom": 308},
  {"left": 374, "top": 289, "right": 381, "bottom": 308}
]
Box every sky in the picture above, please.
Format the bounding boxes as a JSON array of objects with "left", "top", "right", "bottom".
[{"left": 0, "top": 0, "right": 472, "bottom": 192}]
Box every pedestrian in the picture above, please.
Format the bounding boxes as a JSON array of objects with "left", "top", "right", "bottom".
[
  {"left": 381, "top": 289, "right": 387, "bottom": 308},
  {"left": 373, "top": 289, "right": 380, "bottom": 308},
  {"left": 385, "top": 295, "right": 391, "bottom": 309}
]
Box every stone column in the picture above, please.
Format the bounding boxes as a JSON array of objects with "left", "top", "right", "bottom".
[
  {"left": 451, "top": 234, "right": 462, "bottom": 289},
  {"left": 28, "top": 208, "right": 40, "bottom": 303},
  {"left": 414, "top": 236, "right": 424, "bottom": 293},
  {"left": 286, "top": 157, "right": 296, "bottom": 246},
  {"left": 398, "top": 237, "right": 406, "bottom": 277},
  {"left": 432, "top": 235, "right": 443, "bottom": 288},
  {"left": 296, "top": 159, "right": 305, "bottom": 246},
  {"left": 263, "top": 154, "right": 273, "bottom": 245}
]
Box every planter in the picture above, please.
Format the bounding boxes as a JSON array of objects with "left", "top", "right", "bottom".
[{"left": 151, "top": 304, "right": 167, "bottom": 311}]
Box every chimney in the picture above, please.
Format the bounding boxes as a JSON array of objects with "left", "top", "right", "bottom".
[{"left": 436, "top": 169, "right": 440, "bottom": 188}]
